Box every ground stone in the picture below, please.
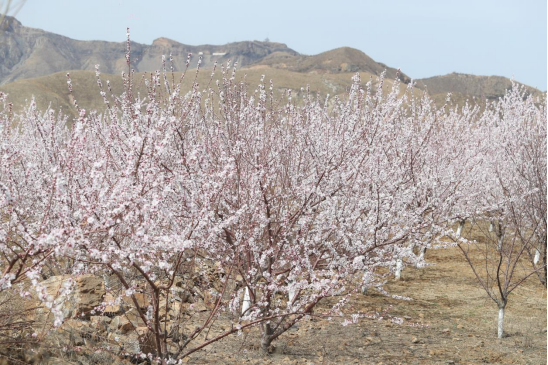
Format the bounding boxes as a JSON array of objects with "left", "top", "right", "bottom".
[
  {"left": 109, "top": 316, "right": 136, "bottom": 334},
  {"left": 37, "top": 275, "right": 105, "bottom": 320},
  {"left": 90, "top": 315, "right": 111, "bottom": 332}
]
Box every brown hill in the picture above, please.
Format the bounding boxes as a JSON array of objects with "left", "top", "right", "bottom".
[
  {"left": 253, "top": 47, "right": 411, "bottom": 83},
  {"left": 0, "top": 16, "right": 299, "bottom": 86},
  {"left": 0, "top": 16, "right": 414, "bottom": 87},
  {"left": 0, "top": 68, "right": 420, "bottom": 119},
  {"left": 1, "top": 16, "right": 543, "bottom": 115},
  {"left": 416, "top": 73, "right": 544, "bottom": 102}
]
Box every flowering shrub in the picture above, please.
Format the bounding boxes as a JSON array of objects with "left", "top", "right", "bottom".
[
  {"left": 0, "top": 34, "right": 545, "bottom": 361},
  {"left": 449, "top": 84, "right": 547, "bottom": 338},
  {"left": 203, "top": 71, "right": 488, "bottom": 350}
]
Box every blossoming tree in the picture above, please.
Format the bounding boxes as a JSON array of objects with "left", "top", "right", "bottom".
[{"left": 450, "top": 84, "right": 546, "bottom": 338}]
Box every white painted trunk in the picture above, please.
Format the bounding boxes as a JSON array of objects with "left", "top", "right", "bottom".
[
  {"left": 416, "top": 248, "right": 426, "bottom": 268},
  {"left": 456, "top": 221, "right": 465, "bottom": 238},
  {"left": 395, "top": 258, "right": 403, "bottom": 280},
  {"left": 489, "top": 222, "right": 493, "bottom": 232},
  {"left": 534, "top": 249, "right": 541, "bottom": 265},
  {"left": 497, "top": 236, "right": 503, "bottom": 251},
  {"left": 497, "top": 306, "right": 505, "bottom": 339},
  {"left": 241, "top": 287, "right": 251, "bottom": 315},
  {"left": 288, "top": 285, "right": 296, "bottom": 304},
  {"left": 361, "top": 272, "right": 371, "bottom": 294}
]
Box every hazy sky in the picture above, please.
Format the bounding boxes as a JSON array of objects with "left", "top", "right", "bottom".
[{"left": 12, "top": 0, "right": 548, "bottom": 90}]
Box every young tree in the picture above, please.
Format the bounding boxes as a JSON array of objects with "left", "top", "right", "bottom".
[
  {"left": 0, "top": 94, "right": 69, "bottom": 293},
  {"left": 0, "top": 93, "right": 56, "bottom": 351},
  {"left": 202, "top": 72, "right": 480, "bottom": 351},
  {"left": 451, "top": 84, "right": 546, "bottom": 339},
  {"left": 2, "top": 33, "right": 543, "bottom": 360},
  {"left": 0, "top": 66, "right": 484, "bottom": 360},
  {"left": 505, "top": 95, "right": 548, "bottom": 287}
]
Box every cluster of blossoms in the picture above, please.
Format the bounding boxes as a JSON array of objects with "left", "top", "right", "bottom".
[
  {"left": 0, "top": 50, "right": 545, "bottom": 359},
  {"left": 448, "top": 83, "right": 546, "bottom": 338}
]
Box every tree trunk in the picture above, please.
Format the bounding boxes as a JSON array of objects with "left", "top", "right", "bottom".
[
  {"left": 497, "top": 305, "right": 505, "bottom": 339},
  {"left": 495, "top": 221, "right": 504, "bottom": 251},
  {"left": 241, "top": 287, "right": 251, "bottom": 315},
  {"left": 534, "top": 248, "right": 540, "bottom": 265},
  {"left": 288, "top": 282, "right": 296, "bottom": 305},
  {"left": 419, "top": 248, "right": 425, "bottom": 262},
  {"left": 456, "top": 220, "right": 465, "bottom": 237},
  {"left": 543, "top": 241, "right": 547, "bottom": 287},
  {"left": 497, "top": 236, "right": 504, "bottom": 251},
  {"left": 395, "top": 258, "right": 403, "bottom": 280},
  {"left": 361, "top": 271, "right": 371, "bottom": 294},
  {"left": 261, "top": 323, "right": 274, "bottom": 352}
]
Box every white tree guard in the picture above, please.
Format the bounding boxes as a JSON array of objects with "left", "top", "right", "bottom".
[
  {"left": 395, "top": 258, "right": 403, "bottom": 280},
  {"left": 241, "top": 287, "right": 251, "bottom": 316}
]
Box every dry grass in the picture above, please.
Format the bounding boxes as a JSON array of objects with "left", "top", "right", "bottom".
[
  {"left": 0, "top": 228, "right": 544, "bottom": 364},
  {"left": 177, "top": 245, "right": 546, "bottom": 364},
  {"left": 0, "top": 68, "right": 425, "bottom": 120}
]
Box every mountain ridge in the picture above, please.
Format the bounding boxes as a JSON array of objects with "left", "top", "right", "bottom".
[
  {"left": 0, "top": 15, "right": 301, "bottom": 85},
  {"left": 416, "top": 72, "right": 542, "bottom": 100},
  {"left": 0, "top": 15, "right": 544, "bottom": 115},
  {"left": 0, "top": 16, "right": 413, "bottom": 85}
]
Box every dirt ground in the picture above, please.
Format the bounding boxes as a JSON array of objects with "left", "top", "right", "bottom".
[{"left": 183, "top": 246, "right": 547, "bottom": 364}]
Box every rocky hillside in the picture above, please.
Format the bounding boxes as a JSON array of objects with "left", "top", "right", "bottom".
[
  {"left": 0, "top": 15, "right": 543, "bottom": 114},
  {"left": 0, "top": 16, "right": 414, "bottom": 86},
  {"left": 0, "top": 16, "right": 298, "bottom": 85}
]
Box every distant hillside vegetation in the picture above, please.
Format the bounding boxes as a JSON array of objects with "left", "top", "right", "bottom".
[
  {"left": 0, "top": 16, "right": 544, "bottom": 116},
  {"left": 0, "top": 68, "right": 420, "bottom": 119},
  {"left": 253, "top": 47, "right": 411, "bottom": 83},
  {"left": 417, "top": 73, "right": 543, "bottom": 101}
]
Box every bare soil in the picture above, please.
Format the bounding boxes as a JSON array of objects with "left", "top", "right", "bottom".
[{"left": 183, "top": 246, "right": 547, "bottom": 364}]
